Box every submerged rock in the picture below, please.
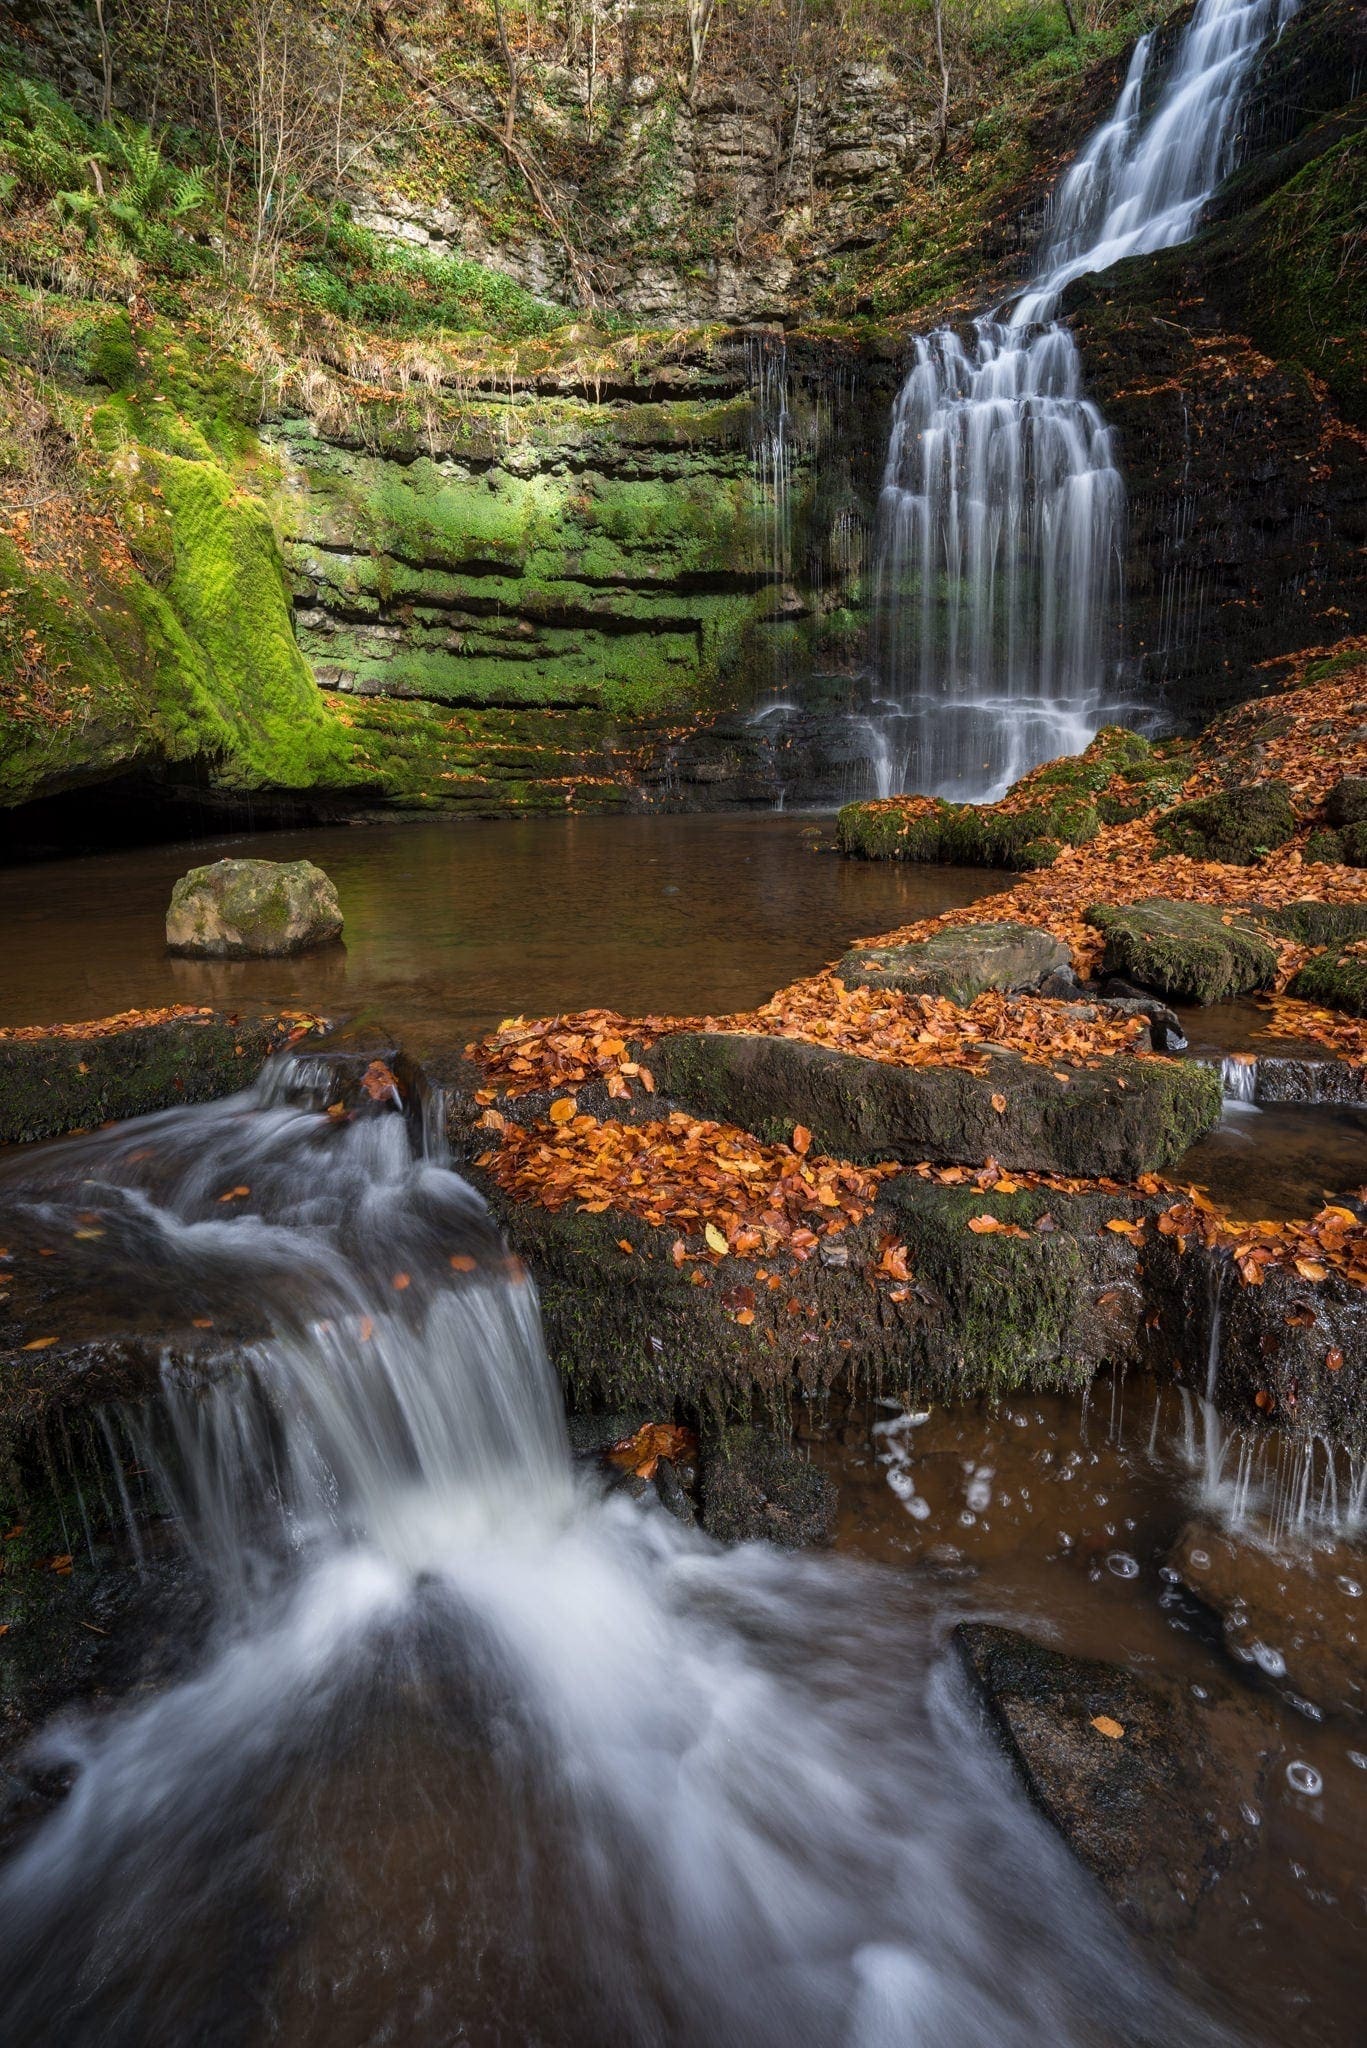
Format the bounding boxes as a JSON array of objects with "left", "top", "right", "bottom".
[
  {"left": 649, "top": 1028, "right": 1221, "bottom": 1177},
  {"left": 955, "top": 1622, "right": 1272, "bottom": 1934},
  {"left": 1085, "top": 899, "right": 1277, "bottom": 1004},
  {"left": 166, "top": 859, "right": 343, "bottom": 959},
  {"left": 1170, "top": 1518, "right": 1367, "bottom": 1715},
  {"left": 837, "top": 923, "right": 1070, "bottom": 1005}
]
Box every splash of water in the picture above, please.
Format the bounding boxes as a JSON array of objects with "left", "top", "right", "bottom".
[{"left": 866, "top": 0, "right": 1297, "bottom": 802}]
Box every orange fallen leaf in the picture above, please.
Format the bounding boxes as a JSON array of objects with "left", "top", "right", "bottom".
[
  {"left": 549, "top": 1096, "right": 578, "bottom": 1125},
  {"left": 217, "top": 1185, "right": 250, "bottom": 1204},
  {"left": 360, "top": 1060, "right": 401, "bottom": 1103},
  {"left": 450, "top": 1253, "right": 478, "bottom": 1272},
  {"left": 21, "top": 1337, "right": 57, "bottom": 1350},
  {"left": 1090, "top": 1716, "right": 1125, "bottom": 1740},
  {"left": 1326, "top": 1347, "right": 1344, "bottom": 1371},
  {"left": 792, "top": 1124, "right": 813, "bottom": 1156},
  {"left": 607, "top": 1421, "right": 698, "bottom": 1481},
  {"left": 191, "top": 1317, "right": 213, "bottom": 1329},
  {"left": 990, "top": 1093, "right": 1007, "bottom": 1114},
  {"left": 392, "top": 1272, "right": 411, "bottom": 1291}
]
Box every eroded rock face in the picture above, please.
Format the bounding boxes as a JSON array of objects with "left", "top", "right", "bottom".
[
  {"left": 1085, "top": 899, "right": 1278, "bottom": 1004},
  {"left": 1170, "top": 1519, "right": 1367, "bottom": 1715},
  {"left": 838, "top": 924, "right": 1070, "bottom": 1005},
  {"left": 955, "top": 1622, "right": 1274, "bottom": 1935},
  {"left": 166, "top": 859, "right": 343, "bottom": 959}
]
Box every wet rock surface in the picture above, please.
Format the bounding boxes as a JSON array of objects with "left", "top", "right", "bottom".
[
  {"left": 166, "top": 859, "right": 343, "bottom": 959},
  {"left": 955, "top": 1622, "right": 1274, "bottom": 1935},
  {"left": 649, "top": 1028, "right": 1221, "bottom": 1177},
  {"left": 1170, "top": 1518, "right": 1367, "bottom": 1715},
  {"left": 837, "top": 924, "right": 1070, "bottom": 1005},
  {"left": 699, "top": 1427, "right": 837, "bottom": 1548}
]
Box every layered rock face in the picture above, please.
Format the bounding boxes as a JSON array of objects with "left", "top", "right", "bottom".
[{"left": 265, "top": 330, "right": 900, "bottom": 814}]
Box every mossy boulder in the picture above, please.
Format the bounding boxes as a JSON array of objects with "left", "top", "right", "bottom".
[
  {"left": 166, "top": 859, "right": 343, "bottom": 958},
  {"left": 1288, "top": 946, "right": 1367, "bottom": 1016},
  {"left": 649, "top": 1030, "right": 1220, "bottom": 1177},
  {"left": 1343, "top": 821, "right": 1367, "bottom": 867},
  {"left": 838, "top": 924, "right": 1071, "bottom": 1005},
  {"left": 0, "top": 1010, "right": 319, "bottom": 1145},
  {"left": 1152, "top": 781, "right": 1296, "bottom": 864},
  {"left": 1086, "top": 899, "right": 1278, "bottom": 1004},
  {"left": 1305, "top": 830, "right": 1346, "bottom": 865},
  {"left": 1325, "top": 777, "right": 1367, "bottom": 828},
  {"left": 700, "top": 1427, "right": 837, "bottom": 1547}
]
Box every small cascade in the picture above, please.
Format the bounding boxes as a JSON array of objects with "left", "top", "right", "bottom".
[
  {"left": 0, "top": 1064, "right": 1207, "bottom": 2045},
  {"left": 1180, "top": 1261, "right": 1366, "bottom": 1548},
  {"left": 867, "top": 0, "right": 1297, "bottom": 801},
  {"left": 1220, "top": 1053, "right": 1260, "bottom": 1105}
]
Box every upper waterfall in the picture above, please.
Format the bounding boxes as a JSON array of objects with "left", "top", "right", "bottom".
[{"left": 868, "top": 0, "right": 1295, "bottom": 803}]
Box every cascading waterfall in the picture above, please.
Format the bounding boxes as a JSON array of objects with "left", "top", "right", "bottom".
[
  {"left": 868, "top": 0, "right": 1297, "bottom": 801},
  {"left": 0, "top": 1061, "right": 1215, "bottom": 2047}
]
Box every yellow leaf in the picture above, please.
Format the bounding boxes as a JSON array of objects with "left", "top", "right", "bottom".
[
  {"left": 704, "top": 1222, "right": 729, "bottom": 1256},
  {"left": 549, "top": 1096, "right": 577, "bottom": 1124},
  {"left": 22, "top": 1336, "right": 57, "bottom": 1350}
]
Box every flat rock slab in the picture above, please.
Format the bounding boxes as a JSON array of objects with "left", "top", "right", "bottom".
[
  {"left": 1171, "top": 1517, "right": 1367, "bottom": 1714},
  {"left": 0, "top": 1011, "right": 319, "bottom": 1146},
  {"left": 166, "top": 858, "right": 342, "bottom": 958},
  {"left": 649, "top": 1029, "right": 1221, "bottom": 1177},
  {"left": 1086, "top": 898, "right": 1277, "bottom": 1004},
  {"left": 837, "top": 923, "right": 1070, "bottom": 1005},
  {"left": 956, "top": 1623, "right": 1273, "bottom": 1935}
]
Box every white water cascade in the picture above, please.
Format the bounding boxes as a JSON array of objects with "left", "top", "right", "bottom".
[
  {"left": 869, "top": 0, "right": 1296, "bottom": 801},
  {"left": 0, "top": 1064, "right": 1217, "bottom": 2047}
]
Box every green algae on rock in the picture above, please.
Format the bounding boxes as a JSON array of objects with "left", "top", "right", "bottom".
[
  {"left": 1152, "top": 781, "right": 1297, "bottom": 864},
  {"left": 166, "top": 859, "right": 343, "bottom": 958}
]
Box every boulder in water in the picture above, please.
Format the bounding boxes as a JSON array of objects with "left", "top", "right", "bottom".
[
  {"left": 837, "top": 923, "right": 1070, "bottom": 1005},
  {"left": 1085, "top": 899, "right": 1277, "bottom": 1004},
  {"left": 955, "top": 1621, "right": 1272, "bottom": 1935},
  {"left": 166, "top": 859, "right": 343, "bottom": 959}
]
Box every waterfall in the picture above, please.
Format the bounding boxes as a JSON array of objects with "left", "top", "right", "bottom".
[
  {"left": 0, "top": 1063, "right": 1209, "bottom": 2046},
  {"left": 869, "top": 0, "right": 1297, "bottom": 802}
]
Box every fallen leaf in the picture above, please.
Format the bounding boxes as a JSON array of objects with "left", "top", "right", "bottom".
[
  {"left": 549, "top": 1096, "right": 578, "bottom": 1125},
  {"left": 1326, "top": 1347, "right": 1344, "bottom": 1372},
  {"left": 216, "top": 1185, "right": 250, "bottom": 1204},
  {"left": 990, "top": 1093, "right": 1007, "bottom": 1114},
  {"left": 392, "top": 1272, "right": 411, "bottom": 1291},
  {"left": 360, "top": 1060, "right": 401, "bottom": 1103},
  {"left": 450, "top": 1253, "right": 478, "bottom": 1272},
  {"left": 792, "top": 1124, "right": 813, "bottom": 1156},
  {"left": 607, "top": 1421, "right": 698, "bottom": 1481},
  {"left": 21, "top": 1337, "right": 57, "bottom": 1350},
  {"left": 1090, "top": 1716, "right": 1125, "bottom": 1740},
  {"left": 704, "top": 1222, "right": 729, "bottom": 1256}
]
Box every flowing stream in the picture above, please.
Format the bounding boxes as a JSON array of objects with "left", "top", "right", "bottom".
[
  {"left": 0, "top": 1064, "right": 1223, "bottom": 2047},
  {"left": 867, "top": 0, "right": 1295, "bottom": 800}
]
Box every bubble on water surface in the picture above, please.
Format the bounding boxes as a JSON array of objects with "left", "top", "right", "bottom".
[
  {"left": 1106, "top": 1552, "right": 1139, "bottom": 1579},
  {"left": 1286, "top": 1761, "right": 1323, "bottom": 1796}
]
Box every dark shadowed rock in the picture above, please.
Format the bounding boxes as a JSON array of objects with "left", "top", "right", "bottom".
[
  {"left": 1086, "top": 899, "right": 1278, "bottom": 1004},
  {"left": 955, "top": 1622, "right": 1274, "bottom": 1934},
  {"left": 1325, "top": 777, "right": 1367, "bottom": 829},
  {"left": 166, "top": 859, "right": 343, "bottom": 959},
  {"left": 837, "top": 924, "right": 1070, "bottom": 1005},
  {"left": 649, "top": 1028, "right": 1221, "bottom": 1176},
  {"left": 700, "top": 1426, "right": 836, "bottom": 1546}
]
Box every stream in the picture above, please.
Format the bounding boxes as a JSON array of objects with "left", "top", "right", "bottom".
[{"left": 0, "top": 810, "right": 1363, "bottom": 2043}]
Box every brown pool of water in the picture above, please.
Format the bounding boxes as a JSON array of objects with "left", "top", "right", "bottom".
[
  {"left": 1177, "top": 1101, "right": 1367, "bottom": 1219},
  {"left": 801, "top": 1385, "right": 1367, "bottom": 2048},
  {"left": 0, "top": 814, "right": 1005, "bottom": 1052}
]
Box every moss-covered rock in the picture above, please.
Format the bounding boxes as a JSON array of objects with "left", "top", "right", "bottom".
[
  {"left": 1152, "top": 781, "right": 1297, "bottom": 863},
  {"left": 1086, "top": 899, "right": 1279, "bottom": 1003},
  {"left": 1325, "top": 777, "right": 1367, "bottom": 828},
  {"left": 648, "top": 1029, "right": 1221, "bottom": 1176},
  {"left": 1288, "top": 946, "right": 1367, "bottom": 1016},
  {"left": 700, "top": 1427, "right": 837, "bottom": 1547},
  {"left": 1305, "top": 829, "right": 1346, "bottom": 865},
  {"left": 1342, "top": 821, "right": 1367, "bottom": 867},
  {"left": 165, "top": 858, "right": 343, "bottom": 958},
  {"left": 837, "top": 924, "right": 1071, "bottom": 1004},
  {"left": 0, "top": 1010, "right": 319, "bottom": 1145}
]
